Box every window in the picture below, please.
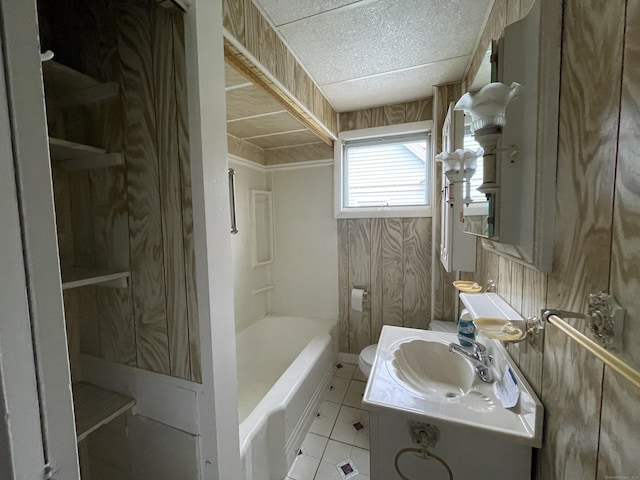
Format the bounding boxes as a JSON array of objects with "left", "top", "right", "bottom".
[{"left": 334, "top": 122, "right": 432, "bottom": 218}]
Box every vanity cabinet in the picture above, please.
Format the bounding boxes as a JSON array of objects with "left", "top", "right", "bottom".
[{"left": 369, "top": 409, "right": 533, "bottom": 480}]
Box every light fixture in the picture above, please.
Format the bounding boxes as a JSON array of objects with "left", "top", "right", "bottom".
[{"left": 454, "top": 82, "right": 521, "bottom": 195}]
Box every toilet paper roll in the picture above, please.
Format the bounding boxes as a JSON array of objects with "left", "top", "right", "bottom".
[{"left": 351, "top": 288, "right": 365, "bottom": 312}]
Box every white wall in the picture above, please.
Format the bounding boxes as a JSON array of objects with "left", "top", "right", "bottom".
[
  {"left": 229, "top": 159, "right": 272, "bottom": 331},
  {"left": 271, "top": 164, "right": 338, "bottom": 320}
]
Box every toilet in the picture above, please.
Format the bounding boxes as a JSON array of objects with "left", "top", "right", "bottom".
[
  {"left": 358, "top": 344, "right": 378, "bottom": 379},
  {"left": 359, "top": 322, "right": 458, "bottom": 379}
]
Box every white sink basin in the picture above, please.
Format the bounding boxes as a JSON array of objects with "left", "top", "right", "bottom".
[
  {"left": 390, "top": 339, "right": 476, "bottom": 399},
  {"left": 362, "top": 326, "right": 544, "bottom": 447}
]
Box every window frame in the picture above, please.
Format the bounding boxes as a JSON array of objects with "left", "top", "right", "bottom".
[{"left": 334, "top": 121, "right": 433, "bottom": 219}]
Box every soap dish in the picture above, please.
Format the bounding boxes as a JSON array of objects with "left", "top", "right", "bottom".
[
  {"left": 453, "top": 280, "right": 482, "bottom": 293},
  {"left": 473, "top": 317, "right": 527, "bottom": 343}
]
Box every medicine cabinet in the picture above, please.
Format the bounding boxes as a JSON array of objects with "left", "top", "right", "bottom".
[{"left": 461, "top": 0, "right": 561, "bottom": 272}]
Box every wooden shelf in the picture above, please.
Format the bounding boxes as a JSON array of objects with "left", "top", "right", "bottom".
[
  {"left": 73, "top": 382, "right": 136, "bottom": 442},
  {"left": 49, "top": 137, "right": 123, "bottom": 170},
  {"left": 61, "top": 267, "right": 130, "bottom": 290},
  {"left": 42, "top": 60, "right": 118, "bottom": 106}
]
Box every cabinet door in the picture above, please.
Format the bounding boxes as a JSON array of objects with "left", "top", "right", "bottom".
[
  {"left": 0, "top": 0, "right": 80, "bottom": 478},
  {"left": 0, "top": 30, "right": 48, "bottom": 480}
]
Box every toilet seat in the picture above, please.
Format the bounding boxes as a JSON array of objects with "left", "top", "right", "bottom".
[{"left": 358, "top": 344, "right": 378, "bottom": 378}]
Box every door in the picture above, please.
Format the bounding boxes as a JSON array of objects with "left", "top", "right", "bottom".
[{"left": 0, "top": 0, "right": 80, "bottom": 478}]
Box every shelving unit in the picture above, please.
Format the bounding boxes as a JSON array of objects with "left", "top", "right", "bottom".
[
  {"left": 49, "top": 137, "right": 123, "bottom": 170},
  {"left": 61, "top": 267, "right": 130, "bottom": 290},
  {"left": 73, "top": 382, "right": 136, "bottom": 442},
  {"left": 42, "top": 60, "right": 118, "bottom": 107}
]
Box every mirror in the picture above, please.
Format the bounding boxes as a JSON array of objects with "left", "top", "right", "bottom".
[
  {"left": 462, "top": 114, "right": 490, "bottom": 238},
  {"left": 252, "top": 190, "right": 274, "bottom": 266}
]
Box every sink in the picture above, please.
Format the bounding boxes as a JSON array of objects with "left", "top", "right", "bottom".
[
  {"left": 363, "top": 326, "right": 544, "bottom": 448},
  {"left": 389, "top": 339, "right": 476, "bottom": 399}
]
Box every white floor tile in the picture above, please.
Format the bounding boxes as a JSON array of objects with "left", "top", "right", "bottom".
[
  {"left": 302, "top": 432, "right": 329, "bottom": 459},
  {"left": 330, "top": 406, "right": 369, "bottom": 447},
  {"left": 322, "top": 440, "right": 353, "bottom": 464},
  {"left": 342, "top": 380, "right": 366, "bottom": 408},
  {"left": 309, "top": 401, "right": 341, "bottom": 437},
  {"left": 289, "top": 454, "right": 320, "bottom": 480},
  {"left": 334, "top": 363, "right": 356, "bottom": 379},
  {"left": 314, "top": 461, "right": 342, "bottom": 480},
  {"left": 350, "top": 447, "right": 370, "bottom": 476},
  {"left": 352, "top": 368, "right": 367, "bottom": 383},
  {"left": 324, "top": 376, "right": 350, "bottom": 404}
]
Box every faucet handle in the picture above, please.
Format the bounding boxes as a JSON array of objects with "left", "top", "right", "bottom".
[{"left": 457, "top": 336, "right": 486, "bottom": 354}]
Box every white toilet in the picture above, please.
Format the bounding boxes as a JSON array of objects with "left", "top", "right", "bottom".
[
  {"left": 359, "top": 322, "right": 458, "bottom": 379},
  {"left": 358, "top": 344, "right": 378, "bottom": 379}
]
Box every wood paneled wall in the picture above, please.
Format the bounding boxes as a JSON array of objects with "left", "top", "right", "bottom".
[
  {"left": 337, "top": 218, "right": 432, "bottom": 354},
  {"left": 222, "top": 0, "right": 337, "bottom": 138},
  {"left": 463, "top": 0, "right": 640, "bottom": 478},
  {"left": 43, "top": 0, "right": 200, "bottom": 382},
  {"left": 336, "top": 99, "right": 435, "bottom": 354},
  {"left": 338, "top": 99, "right": 433, "bottom": 131}
]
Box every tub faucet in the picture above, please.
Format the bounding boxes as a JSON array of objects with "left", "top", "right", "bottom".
[{"left": 449, "top": 337, "right": 494, "bottom": 383}]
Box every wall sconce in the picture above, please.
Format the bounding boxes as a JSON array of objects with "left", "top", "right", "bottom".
[
  {"left": 454, "top": 82, "right": 522, "bottom": 195},
  {"left": 435, "top": 148, "right": 483, "bottom": 204}
]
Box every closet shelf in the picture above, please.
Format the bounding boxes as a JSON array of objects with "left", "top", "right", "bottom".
[
  {"left": 42, "top": 60, "right": 119, "bottom": 106},
  {"left": 49, "top": 137, "right": 123, "bottom": 170},
  {"left": 73, "top": 382, "right": 136, "bottom": 442},
  {"left": 61, "top": 267, "right": 130, "bottom": 290}
]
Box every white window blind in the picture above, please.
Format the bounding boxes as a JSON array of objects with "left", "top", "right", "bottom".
[
  {"left": 463, "top": 125, "right": 486, "bottom": 204},
  {"left": 343, "top": 133, "right": 429, "bottom": 208}
]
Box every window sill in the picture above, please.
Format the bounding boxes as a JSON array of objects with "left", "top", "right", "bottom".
[{"left": 335, "top": 205, "right": 433, "bottom": 219}]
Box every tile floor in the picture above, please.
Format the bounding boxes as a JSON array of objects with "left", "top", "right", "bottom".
[{"left": 287, "top": 363, "right": 370, "bottom": 480}]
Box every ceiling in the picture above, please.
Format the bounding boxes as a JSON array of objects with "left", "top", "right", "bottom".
[
  {"left": 252, "top": 0, "right": 494, "bottom": 112},
  {"left": 224, "top": 0, "right": 494, "bottom": 153},
  {"left": 225, "top": 62, "right": 326, "bottom": 152}
]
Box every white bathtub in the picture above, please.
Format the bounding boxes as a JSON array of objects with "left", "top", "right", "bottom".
[{"left": 237, "top": 315, "right": 338, "bottom": 480}]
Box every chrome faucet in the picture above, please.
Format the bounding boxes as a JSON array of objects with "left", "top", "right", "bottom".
[{"left": 449, "top": 337, "right": 494, "bottom": 383}]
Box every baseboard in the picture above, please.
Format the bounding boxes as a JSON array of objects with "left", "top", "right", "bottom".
[{"left": 338, "top": 352, "right": 359, "bottom": 365}]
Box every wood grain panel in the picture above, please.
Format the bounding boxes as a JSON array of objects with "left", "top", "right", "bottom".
[
  {"left": 337, "top": 220, "right": 350, "bottom": 353},
  {"left": 370, "top": 220, "right": 384, "bottom": 344},
  {"left": 152, "top": 4, "right": 190, "bottom": 380},
  {"left": 225, "top": 84, "right": 283, "bottom": 120},
  {"left": 225, "top": 62, "right": 250, "bottom": 88},
  {"left": 540, "top": 1, "right": 625, "bottom": 478},
  {"left": 539, "top": 319, "right": 604, "bottom": 479},
  {"left": 249, "top": 130, "right": 321, "bottom": 149},
  {"left": 380, "top": 219, "right": 404, "bottom": 330},
  {"left": 226, "top": 111, "right": 304, "bottom": 138},
  {"left": 83, "top": 0, "right": 136, "bottom": 368},
  {"left": 598, "top": 3, "right": 640, "bottom": 472},
  {"left": 609, "top": 0, "right": 640, "bottom": 370},
  {"left": 264, "top": 143, "right": 332, "bottom": 165},
  {"left": 597, "top": 370, "right": 640, "bottom": 479},
  {"left": 348, "top": 219, "right": 371, "bottom": 353},
  {"left": 173, "top": 14, "right": 201, "bottom": 382},
  {"left": 227, "top": 134, "right": 265, "bottom": 165},
  {"left": 404, "top": 98, "right": 433, "bottom": 123},
  {"left": 222, "top": 0, "right": 244, "bottom": 45},
  {"left": 403, "top": 218, "right": 431, "bottom": 329},
  {"left": 117, "top": 0, "right": 170, "bottom": 375},
  {"left": 518, "top": 266, "right": 546, "bottom": 393}
]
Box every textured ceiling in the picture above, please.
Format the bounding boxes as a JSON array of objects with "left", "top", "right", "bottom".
[{"left": 254, "top": 0, "right": 494, "bottom": 112}]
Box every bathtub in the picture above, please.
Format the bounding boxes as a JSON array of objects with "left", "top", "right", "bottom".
[{"left": 237, "top": 315, "right": 338, "bottom": 480}]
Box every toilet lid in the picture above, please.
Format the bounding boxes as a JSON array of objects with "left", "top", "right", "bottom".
[{"left": 360, "top": 344, "right": 378, "bottom": 365}]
